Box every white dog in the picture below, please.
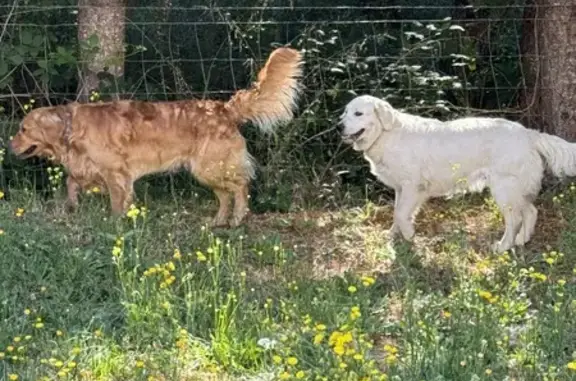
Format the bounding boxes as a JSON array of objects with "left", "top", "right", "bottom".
[{"left": 340, "top": 95, "right": 576, "bottom": 252}]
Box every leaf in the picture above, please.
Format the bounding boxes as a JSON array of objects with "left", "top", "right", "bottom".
[
  {"left": 449, "top": 25, "right": 465, "bottom": 32},
  {"left": 37, "top": 59, "right": 48, "bottom": 69},
  {"left": 0, "top": 59, "right": 7, "bottom": 76},
  {"left": 9, "top": 54, "right": 23, "bottom": 66},
  {"left": 32, "top": 35, "right": 44, "bottom": 47},
  {"left": 87, "top": 34, "right": 100, "bottom": 48},
  {"left": 20, "top": 29, "right": 32, "bottom": 45}
]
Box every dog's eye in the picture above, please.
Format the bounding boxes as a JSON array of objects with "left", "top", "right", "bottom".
[{"left": 354, "top": 111, "right": 363, "bottom": 116}]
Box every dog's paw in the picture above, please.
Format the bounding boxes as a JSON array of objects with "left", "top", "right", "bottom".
[
  {"left": 210, "top": 218, "right": 229, "bottom": 228},
  {"left": 387, "top": 224, "right": 401, "bottom": 239},
  {"left": 491, "top": 241, "right": 513, "bottom": 253}
]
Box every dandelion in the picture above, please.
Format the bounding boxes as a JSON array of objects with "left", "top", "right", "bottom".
[
  {"left": 313, "top": 333, "right": 324, "bottom": 345},
  {"left": 112, "top": 246, "right": 122, "bottom": 257},
  {"left": 173, "top": 249, "right": 182, "bottom": 260},
  {"left": 485, "top": 369, "right": 493, "bottom": 375},
  {"left": 68, "top": 361, "right": 77, "bottom": 368},
  {"left": 442, "top": 310, "right": 452, "bottom": 319},
  {"left": 286, "top": 357, "right": 298, "bottom": 366},
  {"left": 296, "top": 370, "right": 305, "bottom": 379},
  {"left": 136, "top": 360, "right": 145, "bottom": 368},
  {"left": 34, "top": 322, "right": 44, "bottom": 329},
  {"left": 0, "top": 190, "right": 4, "bottom": 199},
  {"left": 13, "top": 337, "right": 21, "bottom": 343},
  {"left": 568, "top": 360, "right": 576, "bottom": 370},
  {"left": 8, "top": 374, "right": 18, "bottom": 381},
  {"left": 15, "top": 208, "right": 24, "bottom": 217},
  {"left": 348, "top": 285, "right": 358, "bottom": 294},
  {"left": 71, "top": 347, "right": 81, "bottom": 355},
  {"left": 361, "top": 276, "right": 376, "bottom": 287},
  {"left": 272, "top": 355, "right": 282, "bottom": 364},
  {"left": 24, "top": 309, "right": 31, "bottom": 315},
  {"left": 94, "top": 329, "right": 102, "bottom": 337},
  {"left": 196, "top": 251, "right": 207, "bottom": 262},
  {"left": 478, "top": 290, "right": 498, "bottom": 303},
  {"left": 126, "top": 204, "right": 140, "bottom": 220},
  {"left": 56, "top": 330, "right": 64, "bottom": 337},
  {"left": 350, "top": 306, "right": 362, "bottom": 320},
  {"left": 279, "top": 372, "right": 290, "bottom": 380},
  {"left": 529, "top": 271, "right": 547, "bottom": 282},
  {"left": 0, "top": 352, "right": 4, "bottom": 359}
]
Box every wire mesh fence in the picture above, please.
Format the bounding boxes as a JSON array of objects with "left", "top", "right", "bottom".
[{"left": 0, "top": 0, "right": 554, "bottom": 211}]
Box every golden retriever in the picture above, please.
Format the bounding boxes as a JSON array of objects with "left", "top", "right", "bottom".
[{"left": 10, "top": 47, "right": 303, "bottom": 227}]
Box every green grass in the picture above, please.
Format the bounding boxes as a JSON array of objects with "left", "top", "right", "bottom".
[{"left": 1, "top": 177, "right": 576, "bottom": 381}]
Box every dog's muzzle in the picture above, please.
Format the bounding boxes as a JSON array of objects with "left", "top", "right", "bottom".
[
  {"left": 341, "top": 128, "right": 365, "bottom": 144},
  {"left": 12, "top": 143, "right": 38, "bottom": 158}
]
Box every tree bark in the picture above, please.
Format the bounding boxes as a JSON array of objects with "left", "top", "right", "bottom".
[
  {"left": 521, "top": 0, "right": 576, "bottom": 141},
  {"left": 77, "top": 0, "right": 126, "bottom": 102}
]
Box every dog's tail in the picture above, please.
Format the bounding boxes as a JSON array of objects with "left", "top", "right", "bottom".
[
  {"left": 531, "top": 130, "right": 576, "bottom": 177},
  {"left": 227, "top": 47, "right": 304, "bottom": 133}
]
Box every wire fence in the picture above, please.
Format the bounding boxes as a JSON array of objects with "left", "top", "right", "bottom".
[{"left": 0, "top": 1, "right": 560, "bottom": 210}]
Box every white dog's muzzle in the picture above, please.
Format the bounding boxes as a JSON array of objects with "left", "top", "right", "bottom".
[{"left": 341, "top": 128, "right": 366, "bottom": 144}]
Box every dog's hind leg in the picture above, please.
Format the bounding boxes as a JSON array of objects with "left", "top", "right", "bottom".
[
  {"left": 515, "top": 201, "right": 538, "bottom": 247},
  {"left": 211, "top": 188, "right": 232, "bottom": 227},
  {"left": 229, "top": 182, "right": 249, "bottom": 228},
  {"left": 490, "top": 178, "right": 524, "bottom": 252},
  {"left": 392, "top": 185, "right": 427, "bottom": 241}
]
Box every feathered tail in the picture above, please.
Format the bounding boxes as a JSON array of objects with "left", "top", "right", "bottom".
[
  {"left": 227, "top": 47, "right": 304, "bottom": 133},
  {"left": 531, "top": 130, "right": 576, "bottom": 177}
]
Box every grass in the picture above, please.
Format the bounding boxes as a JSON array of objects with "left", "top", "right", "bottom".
[{"left": 1, "top": 172, "right": 576, "bottom": 381}]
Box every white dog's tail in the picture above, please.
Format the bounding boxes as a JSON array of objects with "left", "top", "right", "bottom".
[{"left": 532, "top": 130, "right": 576, "bottom": 177}]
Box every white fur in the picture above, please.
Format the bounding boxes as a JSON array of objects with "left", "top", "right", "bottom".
[{"left": 340, "top": 95, "right": 576, "bottom": 252}]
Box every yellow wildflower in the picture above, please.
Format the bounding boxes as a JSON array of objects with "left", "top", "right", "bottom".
[
  {"left": 286, "top": 357, "right": 298, "bottom": 366},
  {"left": 313, "top": 333, "right": 324, "bottom": 345},
  {"left": 361, "top": 276, "right": 376, "bottom": 287},
  {"left": 350, "top": 306, "right": 362, "bottom": 320}
]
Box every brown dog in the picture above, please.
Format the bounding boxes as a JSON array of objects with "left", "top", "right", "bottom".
[{"left": 10, "top": 47, "right": 303, "bottom": 227}]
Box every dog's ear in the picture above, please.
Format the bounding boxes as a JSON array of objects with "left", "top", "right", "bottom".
[
  {"left": 38, "top": 105, "right": 73, "bottom": 145},
  {"left": 373, "top": 100, "right": 399, "bottom": 131}
]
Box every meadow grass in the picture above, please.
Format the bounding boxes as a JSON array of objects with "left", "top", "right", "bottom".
[{"left": 1, "top": 175, "right": 576, "bottom": 381}]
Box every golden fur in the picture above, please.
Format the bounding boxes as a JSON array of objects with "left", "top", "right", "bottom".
[{"left": 10, "top": 47, "right": 303, "bottom": 227}]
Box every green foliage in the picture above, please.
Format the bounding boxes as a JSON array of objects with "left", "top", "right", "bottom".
[{"left": 0, "top": 1, "right": 528, "bottom": 211}]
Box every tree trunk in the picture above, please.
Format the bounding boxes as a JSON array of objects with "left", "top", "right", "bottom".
[
  {"left": 521, "top": 0, "right": 576, "bottom": 141},
  {"left": 77, "top": 0, "right": 126, "bottom": 102}
]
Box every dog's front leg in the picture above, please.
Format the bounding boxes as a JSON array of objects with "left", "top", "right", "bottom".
[
  {"left": 388, "top": 187, "right": 402, "bottom": 238},
  {"left": 392, "top": 185, "right": 426, "bottom": 241},
  {"left": 103, "top": 171, "right": 134, "bottom": 215},
  {"left": 65, "top": 176, "right": 81, "bottom": 211}
]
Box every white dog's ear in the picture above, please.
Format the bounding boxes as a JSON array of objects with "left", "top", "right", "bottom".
[{"left": 373, "top": 101, "right": 399, "bottom": 131}]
